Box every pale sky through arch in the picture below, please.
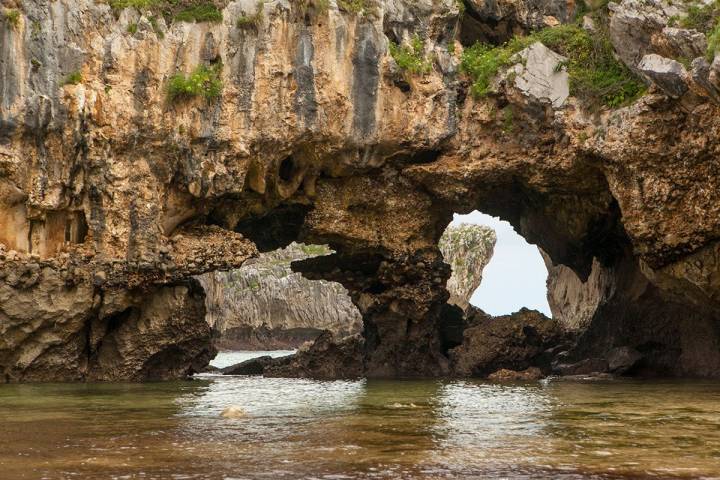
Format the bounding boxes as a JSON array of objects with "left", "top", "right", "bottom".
[{"left": 450, "top": 211, "right": 551, "bottom": 316}]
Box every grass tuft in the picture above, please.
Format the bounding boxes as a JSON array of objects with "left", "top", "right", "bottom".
[
  {"left": 107, "top": 1, "right": 224, "bottom": 24},
  {"left": 708, "top": 22, "right": 720, "bottom": 60},
  {"left": 62, "top": 70, "right": 83, "bottom": 86},
  {"left": 127, "top": 22, "right": 138, "bottom": 33},
  {"left": 3, "top": 8, "right": 20, "bottom": 28},
  {"left": 389, "top": 35, "right": 432, "bottom": 75},
  {"left": 173, "top": 4, "right": 223, "bottom": 22},
  {"left": 167, "top": 64, "right": 222, "bottom": 102}
]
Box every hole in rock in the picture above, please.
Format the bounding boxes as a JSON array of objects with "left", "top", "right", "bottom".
[
  {"left": 278, "top": 156, "right": 296, "bottom": 183},
  {"left": 448, "top": 211, "right": 551, "bottom": 316},
  {"left": 196, "top": 242, "right": 363, "bottom": 371}
]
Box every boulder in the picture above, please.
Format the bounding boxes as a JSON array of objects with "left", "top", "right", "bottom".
[
  {"left": 450, "top": 308, "right": 565, "bottom": 377},
  {"left": 505, "top": 42, "right": 570, "bottom": 108},
  {"left": 607, "top": 346, "right": 643, "bottom": 374},
  {"left": 658, "top": 27, "right": 707, "bottom": 60},
  {"left": 221, "top": 355, "right": 276, "bottom": 375},
  {"left": 264, "top": 332, "right": 365, "bottom": 379},
  {"left": 637, "top": 54, "right": 688, "bottom": 98}
]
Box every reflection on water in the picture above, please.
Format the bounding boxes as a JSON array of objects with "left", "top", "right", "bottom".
[{"left": 0, "top": 352, "right": 719, "bottom": 479}]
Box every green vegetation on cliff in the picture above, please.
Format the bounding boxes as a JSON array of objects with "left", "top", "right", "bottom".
[
  {"left": 667, "top": 0, "right": 720, "bottom": 60},
  {"left": 106, "top": 0, "right": 224, "bottom": 23},
  {"left": 167, "top": 64, "right": 222, "bottom": 102},
  {"left": 461, "top": 24, "right": 645, "bottom": 108},
  {"left": 3, "top": 8, "right": 20, "bottom": 28},
  {"left": 62, "top": 71, "right": 83, "bottom": 86},
  {"left": 389, "top": 35, "right": 432, "bottom": 74}
]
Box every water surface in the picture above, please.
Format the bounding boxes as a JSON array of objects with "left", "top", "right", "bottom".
[{"left": 1, "top": 351, "right": 719, "bottom": 479}]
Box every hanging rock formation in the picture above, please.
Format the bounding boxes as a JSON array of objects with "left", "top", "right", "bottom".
[{"left": 1, "top": 0, "right": 720, "bottom": 380}]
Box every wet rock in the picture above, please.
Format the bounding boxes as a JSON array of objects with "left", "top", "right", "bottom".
[
  {"left": 221, "top": 356, "right": 275, "bottom": 376},
  {"left": 637, "top": 54, "right": 688, "bottom": 98},
  {"left": 607, "top": 346, "right": 643, "bottom": 374},
  {"left": 264, "top": 332, "right": 365, "bottom": 379},
  {"left": 487, "top": 367, "right": 544, "bottom": 381},
  {"left": 449, "top": 308, "right": 565, "bottom": 377},
  {"left": 554, "top": 357, "right": 609, "bottom": 376}
]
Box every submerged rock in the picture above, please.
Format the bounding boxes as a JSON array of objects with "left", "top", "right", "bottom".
[
  {"left": 221, "top": 355, "right": 276, "bottom": 376},
  {"left": 487, "top": 367, "right": 544, "bottom": 381},
  {"left": 221, "top": 406, "right": 247, "bottom": 419}
]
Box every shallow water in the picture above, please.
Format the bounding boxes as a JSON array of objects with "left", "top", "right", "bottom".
[{"left": 1, "top": 352, "right": 719, "bottom": 479}]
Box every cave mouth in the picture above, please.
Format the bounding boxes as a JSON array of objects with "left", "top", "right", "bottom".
[
  {"left": 446, "top": 211, "right": 551, "bottom": 317},
  {"left": 198, "top": 241, "right": 364, "bottom": 369}
]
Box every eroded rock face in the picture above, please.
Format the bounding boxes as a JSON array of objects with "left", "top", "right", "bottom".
[
  {"left": 439, "top": 224, "right": 496, "bottom": 311},
  {"left": 450, "top": 307, "right": 565, "bottom": 377},
  {"left": 1, "top": 0, "right": 720, "bottom": 380},
  {"left": 198, "top": 243, "right": 363, "bottom": 349}
]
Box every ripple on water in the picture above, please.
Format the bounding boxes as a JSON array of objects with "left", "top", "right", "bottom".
[{"left": 0, "top": 353, "right": 719, "bottom": 479}]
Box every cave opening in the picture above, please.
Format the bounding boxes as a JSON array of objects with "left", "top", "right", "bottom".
[
  {"left": 448, "top": 211, "right": 551, "bottom": 317},
  {"left": 197, "top": 241, "right": 364, "bottom": 372}
]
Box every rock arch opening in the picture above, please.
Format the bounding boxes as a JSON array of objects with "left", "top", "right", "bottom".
[
  {"left": 197, "top": 242, "right": 363, "bottom": 361},
  {"left": 449, "top": 211, "right": 551, "bottom": 317}
]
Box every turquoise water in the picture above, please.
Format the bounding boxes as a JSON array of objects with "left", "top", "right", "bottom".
[{"left": 0, "top": 351, "right": 719, "bottom": 479}]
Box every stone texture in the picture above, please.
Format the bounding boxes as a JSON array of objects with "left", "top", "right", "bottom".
[
  {"left": 506, "top": 42, "right": 570, "bottom": 108},
  {"left": 637, "top": 54, "right": 688, "bottom": 98},
  {"left": 1, "top": 0, "right": 720, "bottom": 381},
  {"left": 198, "top": 243, "right": 363, "bottom": 350},
  {"left": 449, "top": 308, "right": 565, "bottom": 377},
  {"left": 439, "top": 224, "right": 496, "bottom": 311}
]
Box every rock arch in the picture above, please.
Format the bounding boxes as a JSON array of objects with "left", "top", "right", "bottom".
[{"left": 1, "top": 0, "right": 720, "bottom": 381}]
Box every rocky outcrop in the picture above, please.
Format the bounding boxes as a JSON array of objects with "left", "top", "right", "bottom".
[
  {"left": 198, "top": 242, "right": 362, "bottom": 349},
  {"left": 2, "top": 0, "right": 720, "bottom": 381},
  {"left": 201, "top": 225, "right": 494, "bottom": 350},
  {"left": 438, "top": 224, "right": 496, "bottom": 311},
  {"left": 449, "top": 307, "right": 566, "bottom": 377}
]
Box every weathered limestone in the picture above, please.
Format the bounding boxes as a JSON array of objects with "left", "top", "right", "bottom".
[
  {"left": 198, "top": 243, "right": 363, "bottom": 349},
  {"left": 1, "top": 0, "right": 720, "bottom": 381},
  {"left": 505, "top": 42, "right": 570, "bottom": 108},
  {"left": 439, "top": 224, "right": 496, "bottom": 311},
  {"left": 637, "top": 54, "right": 688, "bottom": 98}
]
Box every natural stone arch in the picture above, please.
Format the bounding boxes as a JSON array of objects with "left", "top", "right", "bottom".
[{"left": 2, "top": 0, "right": 720, "bottom": 382}]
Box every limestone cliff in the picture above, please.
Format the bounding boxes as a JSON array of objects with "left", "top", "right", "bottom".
[
  {"left": 439, "top": 223, "right": 496, "bottom": 311},
  {"left": 197, "top": 243, "right": 363, "bottom": 349},
  {"left": 1, "top": 0, "right": 720, "bottom": 380},
  {"left": 199, "top": 225, "right": 494, "bottom": 350}
]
